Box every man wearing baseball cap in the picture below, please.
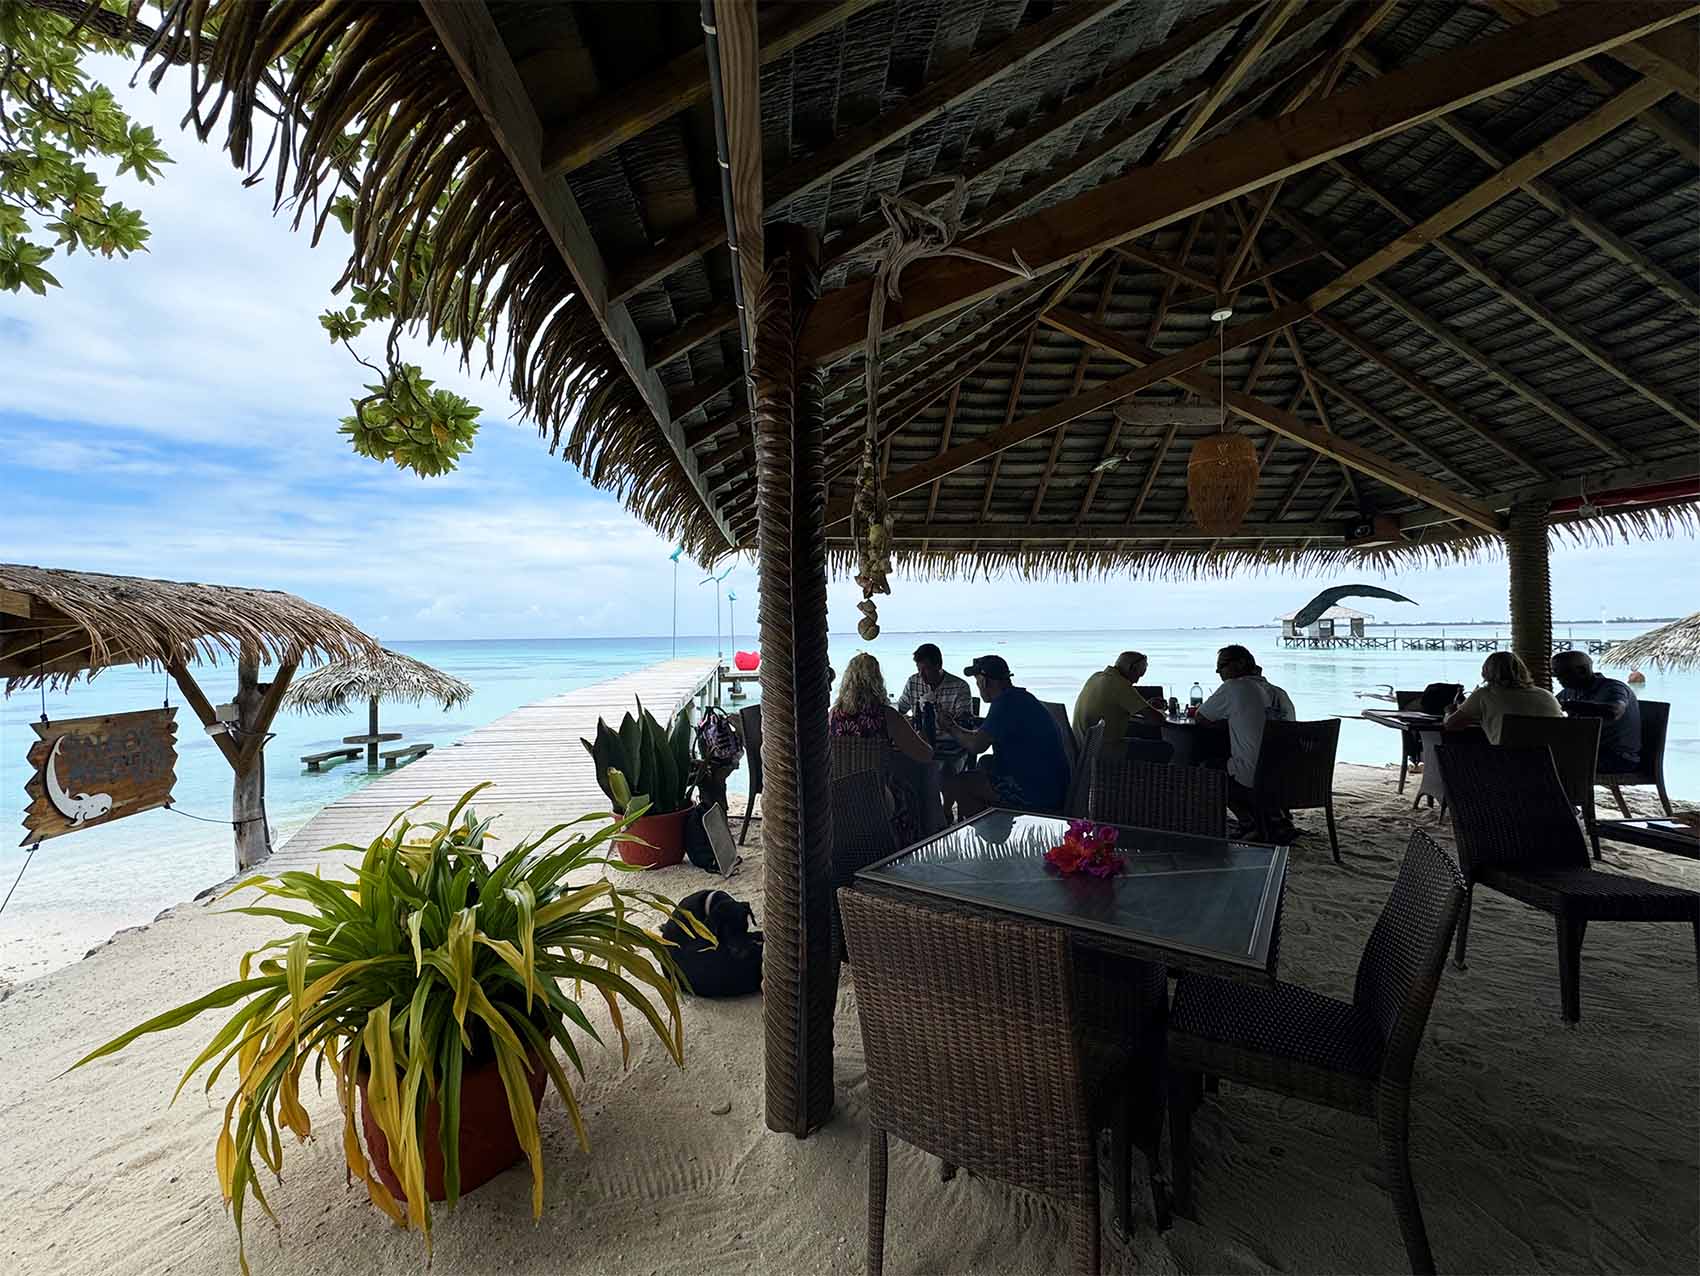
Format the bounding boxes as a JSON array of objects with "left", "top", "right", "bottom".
[{"left": 939, "top": 654, "right": 1070, "bottom": 816}]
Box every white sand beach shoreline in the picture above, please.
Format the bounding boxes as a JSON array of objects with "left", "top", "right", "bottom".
[{"left": 1, "top": 765, "right": 1695, "bottom": 1276}]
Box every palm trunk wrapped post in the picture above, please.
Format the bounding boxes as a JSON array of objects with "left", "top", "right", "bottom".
[
  {"left": 756, "top": 225, "right": 838, "bottom": 1137},
  {"left": 1507, "top": 500, "right": 1553, "bottom": 687}
]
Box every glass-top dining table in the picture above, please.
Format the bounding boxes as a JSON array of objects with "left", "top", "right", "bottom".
[{"left": 856, "top": 808, "right": 1288, "bottom": 982}]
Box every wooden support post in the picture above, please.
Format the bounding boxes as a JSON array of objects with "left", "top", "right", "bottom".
[
  {"left": 367, "top": 695, "right": 381, "bottom": 770},
  {"left": 755, "top": 226, "right": 836, "bottom": 1137},
  {"left": 1506, "top": 501, "right": 1554, "bottom": 687},
  {"left": 233, "top": 652, "right": 272, "bottom": 872}
]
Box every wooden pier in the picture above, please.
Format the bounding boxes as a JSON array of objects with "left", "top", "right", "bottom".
[
  {"left": 1278, "top": 634, "right": 1614, "bottom": 655},
  {"left": 261, "top": 658, "right": 720, "bottom": 874}
]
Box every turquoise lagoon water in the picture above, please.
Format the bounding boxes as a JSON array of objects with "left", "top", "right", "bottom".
[{"left": 3, "top": 626, "right": 1693, "bottom": 981}]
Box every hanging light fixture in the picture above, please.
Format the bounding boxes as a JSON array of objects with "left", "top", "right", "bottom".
[{"left": 1187, "top": 311, "right": 1259, "bottom": 535}]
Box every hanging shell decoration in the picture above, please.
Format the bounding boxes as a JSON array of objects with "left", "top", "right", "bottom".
[
  {"left": 1187, "top": 430, "right": 1261, "bottom": 535},
  {"left": 850, "top": 176, "right": 1034, "bottom": 644}
]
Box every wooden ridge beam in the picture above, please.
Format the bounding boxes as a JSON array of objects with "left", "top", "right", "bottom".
[
  {"left": 1331, "top": 157, "right": 1700, "bottom": 436},
  {"left": 1045, "top": 309, "right": 1504, "bottom": 531},
  {"left": 839, "top": 520, "right": 1348, "bottom": 543},
  {"left": 609, "top": 0, "right": 1130, "bottom": 303},
  {"left": 1352, "top": 47, "right": 1700, "bottom": 314},
  {"left": 798, "top": 1, "right": 1697, "bottom": 365},
  {"left": 822, "top": 301, "right": 1308, "bottom": 526},
  {"left": 421, "top": 0, "right": 737, "bottom": 547},
  {"left": 539, "top": 0, "right": 880, "bottom": 177}
]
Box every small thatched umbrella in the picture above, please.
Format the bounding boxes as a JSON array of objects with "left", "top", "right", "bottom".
[
  {"left": 283, "top": 648, "right": 472, "bottom": 767},
  {"left": 1603, "top": 612, "right": 1700, "bottom": 673}
]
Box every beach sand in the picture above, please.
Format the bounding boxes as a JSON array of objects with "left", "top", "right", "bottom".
[{"left": 0, "top": 765, "right": 1695, "bottom": 1275}]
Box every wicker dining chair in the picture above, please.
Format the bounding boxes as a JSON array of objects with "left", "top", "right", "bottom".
[
  {"left": 839, "top": 887, "right": 1134, "bottom": 1275},
  {"left": 1167, "top": 830, "right": 1467, "bottom": 1275},
  {"left": 1044, "top": 700, "right": 1081, "bottom": 771},
  {"left": 1252, "top": 718, "right": 1342, "bottom": 861},
  {"left": 830, "top": 771, "right": 901, "bottom": 963},
  {"left": 1498, "top": 714, "right": 1602, "bottom": 859},
  {"left": 1600, "top": 699, "right": 1674, "bottom": 817},
  {"left": 1063, "top": 721, "right": 1104, "bottom": 818},
  {"left": 1438, "top": 743, "right": 1700, "bottom": 1024},
  {"left": 737, "top": 703, "right": 762, "bottom": 845},
  {"left": 1089, "top": 758, "right": 1227, "bottom": 837}
]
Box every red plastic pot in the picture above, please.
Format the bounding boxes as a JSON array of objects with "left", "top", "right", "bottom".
[
  {"left": 359, "top": 1049, "right": 547, "bottom": 1203},
  {"left": 614, "top": 806, "right": 689, "bottom": 867},
  {"left": 733, "top": 649, "right": 760, "bottom": 671}
]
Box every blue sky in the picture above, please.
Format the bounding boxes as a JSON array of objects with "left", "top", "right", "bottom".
[{"left": 1, "top": 55, "right": 1691, "bottom": 643}]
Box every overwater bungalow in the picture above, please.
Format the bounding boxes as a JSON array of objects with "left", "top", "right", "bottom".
[{"left": 3, "top": 3, "right": 1698, "bottom": 1274}]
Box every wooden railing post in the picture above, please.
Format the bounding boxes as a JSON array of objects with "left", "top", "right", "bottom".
[
  {"left": 1506, "top": 499, "right": 1553, "bottom": 686},
  {"left": 756, "top": 224, "right": 837, "bottom": 1137}
]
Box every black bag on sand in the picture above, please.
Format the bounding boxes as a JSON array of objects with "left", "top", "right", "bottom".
[{"left": 662, "top": 889, "right": 764, "bottom": 998}]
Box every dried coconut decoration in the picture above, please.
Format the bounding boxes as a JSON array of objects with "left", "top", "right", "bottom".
[{"left": 1188, "top": 431, "right": 1260, "bottom": 535}]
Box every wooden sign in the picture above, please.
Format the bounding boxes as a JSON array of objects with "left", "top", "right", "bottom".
[{"left": 22, "top": 709, "right": 178, "bottom": 845}]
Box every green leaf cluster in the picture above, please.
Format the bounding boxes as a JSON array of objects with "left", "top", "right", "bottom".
[
  {"left": 71, "top": 784, "right": 691, "bottom": 1272},
  {"left": 0, "top": 1, "right": 169, "bottom": 294},
  {"left": 580, "top": 699, "right": 695, "bottom": 816},
  {"left": 339, "top": 362, "right": 481, "bottom": 478}
]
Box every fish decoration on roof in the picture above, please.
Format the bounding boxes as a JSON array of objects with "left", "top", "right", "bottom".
[{"left": 1292, "top": 584, "right": 1418, "bottom": 630}]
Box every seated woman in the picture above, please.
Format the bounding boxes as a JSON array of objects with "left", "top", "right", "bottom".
[
  {"left": 829, "top": 653, "right": 934, "bottom": 842},
  {"left": 1444, "top": 651, "right": 1562, "bottom": 744}
]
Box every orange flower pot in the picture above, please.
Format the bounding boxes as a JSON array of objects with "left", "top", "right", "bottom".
[{"left": 614, "top": 806, "right": 689, "bottom": 867}]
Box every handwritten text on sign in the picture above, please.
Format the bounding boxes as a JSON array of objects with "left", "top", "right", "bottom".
[{"left": 22, "top": 708, "right": 178, "bottom": 845}]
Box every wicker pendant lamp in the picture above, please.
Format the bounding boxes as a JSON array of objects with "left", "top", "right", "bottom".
[{"left": 1188, "top": 305, "right": 1259, "bottom": 534}]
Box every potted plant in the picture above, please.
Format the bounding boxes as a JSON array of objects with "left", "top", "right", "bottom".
[
  {"left": 580, "top": 700, "right": 695, "bottom": 866},
  {"left": 71, "top": 785, "right": 690, "bottom": 1271}
]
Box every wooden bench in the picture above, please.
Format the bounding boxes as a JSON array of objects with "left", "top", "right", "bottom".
[
  {"left": 302, "top": 747, "right": 361, "bottom": 772},
  {"left": 380, "top": 743, "right": 434, "bottom": 769}
]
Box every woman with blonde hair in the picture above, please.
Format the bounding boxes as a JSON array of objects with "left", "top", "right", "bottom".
[
  {"left": 1444, "top": 650, "right": 1563, "bottom": 744},
  {"left": 830, "top": 652, "right": 934, "bottom": 840}
]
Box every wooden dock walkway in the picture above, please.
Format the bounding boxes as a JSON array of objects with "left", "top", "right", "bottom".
[{"left": 262, "top": 658, "right": 719, "bottom": 873}]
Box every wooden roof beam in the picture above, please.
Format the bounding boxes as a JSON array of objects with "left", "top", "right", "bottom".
[
  {"left": 1129, "top": 424, "right": 1180, "bottom": 522},
  {"left": 1352, "top": 47, "right": 1700, "bottom": 314},
  {"left": 421, "top": 0, "right": 738, "bottom": 547},
  {"left": 646, "top": 303, "right": 738, "bottom": 371},
  {"left": 855, "top": 521, "right": 1347, "bottom": 543},
  {"left": 1397, "top": 455, "right": 1700, "bottom": 530},
  {"left": 979, "top": 325, "right": 1041, "bottom": 521},
  {"left": 684, "top": 406, "right": 744, "bottom": 450},
  {"left": 609, "top": 0, "right": 1132, "bottom": 303},
  {"left": 539, "top": 0, "right": 881, "bottom": 177},
  {"left": 1033, "top": 261, "right": 1121, "bottom": 520},
  {"left": 1045, "top": 309, "right": 1503, "bottom": 531},
  {"left": 925, "top": 384, "right": 964, "bottom": 527},
  {"left": 1494, "top": 0, "right": 1699, "bottom": 101},
  {"left": 1331, "top": 157, "right": 1700, "bottom": 435},
  {"left": 798, "top": 1, "right": 1697, "bottom": 365},
  {"left": 668, "top": 371, "right": 742, "bottom": 425}
]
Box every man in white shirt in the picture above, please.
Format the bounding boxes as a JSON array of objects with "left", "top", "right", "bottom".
[{"left": 1196, "top": 645, "right": 1293, "bottom": 831}]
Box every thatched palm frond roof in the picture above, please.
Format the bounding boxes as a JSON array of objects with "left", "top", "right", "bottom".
[
  {"left": 1603, "top": 612, "right": 1700, "bottom": 672},
  {"left": 122, "top": 0, "right": 1699, "bottom": 578},
  {"left": 281, "top": 648, "right": 473, "bottom": 715},
  {"left": 0, "top": 563, "right": 380, "bottom": 689}
]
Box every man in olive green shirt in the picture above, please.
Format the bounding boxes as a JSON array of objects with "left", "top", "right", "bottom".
[{"left": 1073, "top": 651, "right": 1164, "bottom": 744}]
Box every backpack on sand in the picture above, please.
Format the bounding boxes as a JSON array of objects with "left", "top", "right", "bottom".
[{"left": 661, "top": 889, "right": 763, "bottom": 998}]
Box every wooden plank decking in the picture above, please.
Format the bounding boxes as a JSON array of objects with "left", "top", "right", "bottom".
[{"left": 262, "top": 658, "right": 718, "bottom": 873}]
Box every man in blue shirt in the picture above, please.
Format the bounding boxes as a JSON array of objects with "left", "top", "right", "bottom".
[
  {"left": 939, "top": 655, "right": 1070, "bottom": 816},
  {"left": 1553, "top": 651, "right": 1642, "bottom": 772}
]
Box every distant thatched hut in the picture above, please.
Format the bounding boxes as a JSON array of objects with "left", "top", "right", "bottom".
[{"left": 282, "top": 649, "right": 473, "bottom": 768}]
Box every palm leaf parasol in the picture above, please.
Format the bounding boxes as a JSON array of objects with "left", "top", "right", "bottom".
[
  {"left": 283, "top": 649, "right": 471, "bottom": 765},
  {"left": 1602, "top": 612, "right": 1700, "bottom": 671}
]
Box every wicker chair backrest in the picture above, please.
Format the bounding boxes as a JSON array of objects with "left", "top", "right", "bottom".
[
  {"left": 1352, "top": 830, "right": 1467, "bottom": 1085},
  {"left": 1498, "top": 714, "right": 1599, "bottom": 806},
  {"left": 1625, "top": 700, "right": 1671, "bottom": 781},
  {"left": 830, "top": 772, "right": 901, "bottom": 958},
  {"left": 739, "top": 703, "right": 763, "bottom": 792},
  {"left": 830, "top": 733, "right": 892, "bottom": 779},
  {"left": 1438, "top": 742, "right": 1589, "bottom": 873},
  {"left": 1043, "top": 701, "right": 1079, "bottom": 770},
  {"left": 1252, "top": 718, "right": 1340, "bottom": 808},
  {"left": 1065, "top": 721, "right": 1104, "bottom": 817},
  {"left": 1089, "top": 759, "right": 1227, "bottom": 837},
  {"left": 838, "top": 887, "right": 1091, "bottom": 1198}
]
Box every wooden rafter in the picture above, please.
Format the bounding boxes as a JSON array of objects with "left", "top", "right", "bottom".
[
  {"left": 609, "top": 0, "right": 1131, "bottom": 303},
  {"left": 1330, "top": 157, "right": 1700, "bottom": 435},
  {"left": 1398, "top": 456, "right": 1700, "bottom": 530},
  {"left": 1281, "top": 317, "right": 1363, "bottom": 505},
  {"left": 925, "top": 384, "right": 963, "bottom": 524},
  {"left": 853, "top": 520, "right": 1347, "bottom": 543},
  {"left": 1161, "top": 0, "right": 1305, "bottom": 160},
  {"left": 1494, "top": 0, "right": 1699, "bottom": 101},
  {"left": 1353, "top": 47, "right": 1700, "bottom": 317},
  {"left": 1033, "top": 261, "right": 1120, "bottom": 520},
  {"left": 647, "top": 304, "right": 738, "bottom": 371},
  {"left": 1044, "top": 309, "right": 1503, "bottom": 531},
  {"left": 979, "top": 325, "right": 1041, "bottom": 521},
  {"left": 668, "top": 372, "right": 741, "bottom": 425},
  {"left": 419, "top": 0, "right": 737, "bottom": 546},
  {"left": 798, "top": 2, "right": 1695, "bottom": 365},
  {"left": 538, "top": 0, "right": 880, "bottom": 177},
  {"left": 1130, "top": 424, "right": 1179, "bottom": 522}
]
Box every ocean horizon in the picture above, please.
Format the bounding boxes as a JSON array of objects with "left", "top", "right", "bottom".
[{"left": 4, "top": 623, "right": 1693, "bottom": 985}]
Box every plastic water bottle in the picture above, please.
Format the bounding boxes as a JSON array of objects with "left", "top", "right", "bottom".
[{"left": 1189, "top": 681, "right": 1205, "bottom": 710}]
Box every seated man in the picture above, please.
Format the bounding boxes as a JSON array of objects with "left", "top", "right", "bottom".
[
  {"left": 894, "top": 642, "right": 975, "bottom": 766},
  {"left": 1195, "top": 645, "right": 1293, "bottom": 835},
  {"left": 1553, "top": 650, "right": 1642, "bottom": 773},
  {"left": 939, "top": 655, "right": 1070, "bottom": 818},
  {"left": 1073, "top": 650, "right": 1165, "bottom": 742},
  {"left": 1249, "top": 663, "right": 1296, "bottom": 722}
]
